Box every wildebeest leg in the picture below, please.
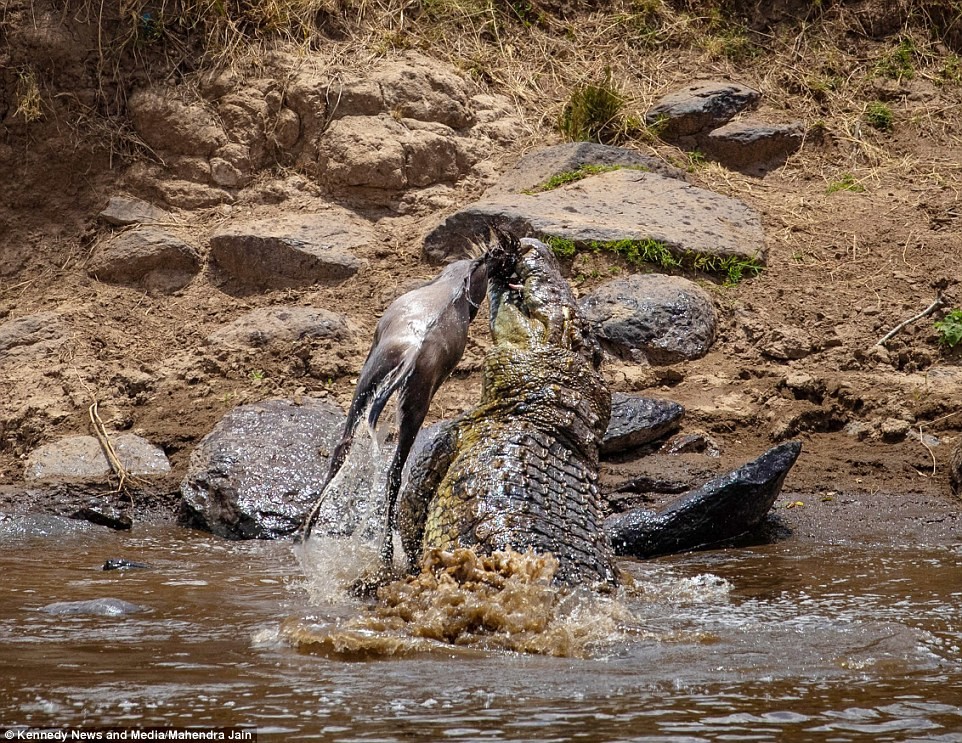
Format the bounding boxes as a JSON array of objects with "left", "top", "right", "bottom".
[{"left": 297, "top": 346, "right": 403, "bottom": 542}]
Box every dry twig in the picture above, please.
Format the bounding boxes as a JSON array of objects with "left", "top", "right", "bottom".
[{"left": 875, "top": 294, "right": 944, "bottom": 347}]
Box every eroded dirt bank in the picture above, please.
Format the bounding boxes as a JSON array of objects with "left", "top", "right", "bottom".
[{"left": 1, "top": 0, "right": 960, "bottom": 542}]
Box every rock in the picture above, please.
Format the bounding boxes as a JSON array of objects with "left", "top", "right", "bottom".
[
  {"left": 0, "top": 514, "right": 100, "bottom": 540},
  {"left": 605, "top": 441, "right": 802, "bottom": 558},
  {"left": 0, "top": 312, "right": 65, "bottom": 363},
  {"left": 152, "top": 180, "right": 234, "bottom": 209},
  {"left": 950, "top": 439, "right": 962, "bottom": 496},
  {"left": 316, "top": 115, "right": 466, "bottom": 191},
  {"left": 581, "top": 274, "right": 717, "bottom": 364},
  {"left": 128, "top": 89, "right": 227, "bottom": 157},
  {"left": 485, "top": 141, "right": 686, "bottom": 197},
  {"left": 24, "top": 434, "right": 171, "bottom": 483},
  {"left": 378, "top": 52, "right": 476, "bottom": 129},
  {"left": 179, "top": 397, "right": 345, "bottom": 539},
  {"left": 601, "top": 394, "right": 685, "bottom": 456},
  {"left": 757, "top": 326, "right": 815, "bottom": 360},
  {"left": 103, "top": 559, "right": 150, "bottom": 570},
  {"left": 209, "top": 212, "right": 370, "bottom": 290},
  {"left": 880, "top": 417, "right": 911, "bottom": 442},
  {"left": 703, "top": 120, "right": 804, "bottom": 170},
  {"left": 645, "top": 81, "right": 760, "bottom": 141},
  {"left": 40, "top": 598, "right": 148, "bottom": 616},
  {"left": 71, "top": 501, "right": 132, "bottom": 531},
  {"left": 207, "top": 306, "right": 355, "bottom": 349},
  {"left": 98, "top": 196, "right": 172, "bottom": 226},
  {"left": 88, "top": 227, "right": 201, "bottom": 293},
  {"left": 665, "top": 432, "right": 721, "bottom": 457},
  {"left": 423, "top": 169, "right": 765, "bottom": 265}
]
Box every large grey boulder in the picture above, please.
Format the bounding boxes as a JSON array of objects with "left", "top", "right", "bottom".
[
  {"left": 179, "top": 398, "right": 345, "bottom": 539},
  {"left": 24, "top": 434, "right": 171, "bottom": 482},
  {"left": 645, "top": 81, "right": 760, "bottom": 141},
  {"left": 209, "top": 212, "right": 370, "bottom": 290},
  {"left": 423, "top": 169, "right": 765, "bottom": 265},
  {"left": 207, "top": 306, "right": 355, "bottom": 349},
  {"left": 88, "top": 227, "right": 201, "bottom": 293},
  {"left": 581, "top": 274, "right": 718, "bottom": 364}
]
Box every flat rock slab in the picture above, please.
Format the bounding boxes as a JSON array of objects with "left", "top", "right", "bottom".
[
  {"left": 601, "top": 394, "right": 685, "bottom": 456},
  {"left": 24, "top": 434, "right": 171, "bottom": 483},
  {"left": 581, "top": 274, "right": 718, "bottom": 364},
  {"left": 605, "top": 441, "right": 802, "bottom": 558},
  {"left": 0, "top": 312, "right": 65, "bottom": 363},
  {"left": 179, "top": 397, "right": 345, "bottom": 540},
  {"left": 88, "top": 227, "right": 201, "bottom": 293},
  {"left": 645, "top": 81, "right": 760, "bottom": 140},
  {"left": 704, "top": 120, "right": 804, "bottom": 170},
  {"left": 485, "top": 141, "right": 686, "bottom": 197},
  {"left": 99, "top": 196, "right": 173, "bottom": 226},
  {"left": 207, "top": 306, "right": 356, "bottom": 349},
  {"left": 423, "top": 169, "right": 765, "bottom": 265},
  {"left": 210, "top": 213, "right": 371, "bottom": 290}
]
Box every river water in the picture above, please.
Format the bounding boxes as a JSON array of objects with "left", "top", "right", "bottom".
[{"left": 0, "top": 519, "right": 960, "bottom": 741}]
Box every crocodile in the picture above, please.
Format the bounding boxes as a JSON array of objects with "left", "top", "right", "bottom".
[
  {"left": 398, "top": 233, "right": 618, "bottom": 587},
  {"left": 396, "top": 231, "right": 801, "bottom": 588}
]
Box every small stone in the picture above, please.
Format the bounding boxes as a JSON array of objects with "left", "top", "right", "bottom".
[
  {"left": 664, "top": 431, "right": 721, "bottom": 457},
  {"left": 24, "top": 434, "right": 171, "bottom": 483},
  {"left": 601, "top": 394, "right": 685, "bottom": 456},
  {"left": 99, "top": 196, "right": 172, "bottom": 226},
  {"left": 88, "top": 227, "right": 201, "bottom": 293},
  {"left": 880, "top": 417, "right": 911, "bottom": 442},
  {"left": 645, "top": 81, "right": 761, "bottom": 140}
]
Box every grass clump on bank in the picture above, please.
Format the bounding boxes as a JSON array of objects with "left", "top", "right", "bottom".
[
  {"left": 543, "top": 235, "right": 763, "bottom": 285},
  {"left": 523, "top": 164, "right": 650, "bottom": 194},
  {"left": 558, "top": 68, "right": 640, "bottom": 144}
]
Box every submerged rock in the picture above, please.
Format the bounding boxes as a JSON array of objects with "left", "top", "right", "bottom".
[
  {"left": 40, "top": 598, "right": 148, "bottom": 616},
  {"left": 179, "top": 397, "right": 345, "bottom": 539},
  {"left": 605, "top": 441, "right": 802, "bottom": 558}
]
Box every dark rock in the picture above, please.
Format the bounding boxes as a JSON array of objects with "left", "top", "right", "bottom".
[
  {"left": 581, "top": 274, "right": 717, "bottom": 364},
  {"left": 605, "top": 441, "right": 802, "bottom": 558},
  {"left": 207, "top": 305, "right": 356, "bottom": 349},
  {"left": 423, "top": 169, "right": 765, "bottom": 265},
  {"left": 0, "top": 312, "right": 65, "bottom": 362},
  {"left": 88, "top": 227, "right": 201, "bottom": 293},
  {"left": 209, "top": 213, "right": 370, "bottom": 290},
  {"left": 103, "top": 558, "right": 150, "bottom": 571},
  {"left": 703, "top": 120, "right": 804, "bottom": 170},
  {"left": 601, "top": 394, "right": 685, "bottom": 456},
  {"left": 179, "top": 397, "right": 345, "bottom": 539},
  {"left": 71, "top": 502, "right": 132, "bottom": 531},
  {"left": 951, "top": 438, "right": 962, "bottom": 496},
  {"left": 40, "top": 598, "right": 148, "bottom": 616},
  {"left": 645, "top": 81, "right": 760, "bottom": 141},
  {"left": 24, "top": 434, "right": 171, "bottom": 483},
  {"left": 99, "top": 196, "right": 172, "bottom": 226},
  {"left": 485, "top": 142, "right": 686, "bottom": 197}
]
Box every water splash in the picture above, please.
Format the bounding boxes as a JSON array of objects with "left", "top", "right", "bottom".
[
  {"left": 293, "top": 418, "right": 397, "bottom": 604},
  {"left": 284, "top": 547, "right": 669, "bottom": 659}
]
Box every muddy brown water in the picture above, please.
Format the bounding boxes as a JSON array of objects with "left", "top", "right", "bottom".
[{"left": 0, "top": 520, "right": 960, "bottom": 741}]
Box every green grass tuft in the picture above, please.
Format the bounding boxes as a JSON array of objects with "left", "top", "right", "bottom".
[
  {"left": 523, "top": 163, "right": 650, "bottom": 194},
  {"left": 864, "top": 101, "right": 894, "bottom": 131},
  {"left": 558, "top": 68, "right": 634, "bottom": 144},
  {"left": 934, "top": 309, "right": 962, "bottom": 348},
  {"left": 826, "top": 173, "right": 865, "bottom": 194}
]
